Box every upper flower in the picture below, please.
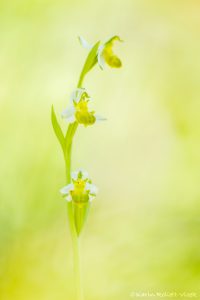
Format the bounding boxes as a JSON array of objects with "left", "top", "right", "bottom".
[
  {"left": 61, "top": 88, "right": 105, "bottom": 126},
  {"left": 79, "top": 35, "right": 123, "bottom": 69},
  {"left": 60, "top": 169, "right": 98, "bottom": 203}
]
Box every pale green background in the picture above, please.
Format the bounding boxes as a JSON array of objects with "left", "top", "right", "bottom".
[{"left": 0, "top": 0, "right": 200, "bottom": 299}]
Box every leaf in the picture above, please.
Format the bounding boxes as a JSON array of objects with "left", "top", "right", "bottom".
[
  {"left": 51, "top": 105, "right": 65, "bottom": 153},
  {"left": 78, "top": 41, "right": 100, "bottom": 86}
]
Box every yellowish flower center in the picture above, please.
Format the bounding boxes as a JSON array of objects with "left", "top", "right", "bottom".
[
  {"left": 74, "top": 99, "right": 96, "bottom": 126},
  {"left": 76, "top": 100, "right": 88, "bottom": 112},
  {"left": 71, "top": 179, "right": 89, "bottom": 203}
]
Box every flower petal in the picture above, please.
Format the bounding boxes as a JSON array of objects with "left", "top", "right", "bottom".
[
  {"left": 89, "top": 194, "right": 96, "bottom": 202},
  {"left": 71, "top": 169, "right": 89, "bottom": 181},
  {"left": 78, "top": 36, "right": 92, "bottom": 50},
  {"left": 61, "top": 106, "right": 75, "bottom": 118},
  {"left": 70, "top": 88, "right": 86, "bottom": 103},
  {"left": 60, "top": 183, "right": 74, "bottom": 195},
  {"left": 65, "top": 194, "right": 72, "bottom": 202},
  {"left": 67, "top": 115, "right": 76, "bottom": 123},
  {"left": 86, "top": 182, "right": 98, "bottom": 195},
  {"left": 95, "top": 114, "right": 107, "bottom": 122}
]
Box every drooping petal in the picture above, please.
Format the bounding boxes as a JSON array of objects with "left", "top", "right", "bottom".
[
  {"left": 61, "top": 106, "right": 76, "bottom": 123},
  {"left": 60, "top": 183, "right": 74, "bottom": 195},
  {"left": 67, "top": 115, "right": 76, "bottom": 123},
  {"left": 61, "top": 106, "right": 75, "bottom": 118},
  {"left": 95, "top": 114, "right": 107, "bottom": 122},
  {"left": 86, "top": 182, "right": 98, "bottom": 195},
  {"left": 65, "top": 194, "right": 72, "bottom": 202},
  {"left": 89, "top": 194, "right": 96, "bottom": 202},
  {"left": 78, "top": 36, "right": 92, "bottom": 50}
]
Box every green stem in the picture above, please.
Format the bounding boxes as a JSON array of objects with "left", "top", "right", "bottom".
[
  {"left": 77, "top": 72, "right": 84, "bottom": 88},
  {"left": 64, "top": 54, "right": 92, "bottom": 299},
  {"left": 64, "top": 123, "right": 78, "bottom": 182},
  {"left": 65, "top": 121, "right": 83, "bottom": 300}
]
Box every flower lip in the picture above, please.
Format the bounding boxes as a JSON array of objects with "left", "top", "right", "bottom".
[
  {"left": 98, "top": 35, "right": 123, "bottom": 69},
  {"left": 79, "top": 35, "right": 123, "bottom": 70},
  {"left": 60, "top": 169, "right": 98, "bottom": 202}
]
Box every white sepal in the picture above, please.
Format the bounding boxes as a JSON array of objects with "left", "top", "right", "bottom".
[
  {"left": 70, "top": 88, "right": 86, "bottom": 103},
  {"left": 89, "top": 194, "right": 96, "bottom": 202},
  {"left": 60, "top": 183, "right": 74, "bottom": 195},
  {"left": 86, "top": 182, "right": 98, "bottom": 195},
  {"left": 78, "top": 36, "right": 92, "bottom": 50},
  {"left": 65, "top": 194, "right": 72, "bottom": 202},
  {"left": 71, "top": 169, "right": 89, "bottom": 180},
  {"left": 61, "top": 106, "right": 75, "bottom": 118}
]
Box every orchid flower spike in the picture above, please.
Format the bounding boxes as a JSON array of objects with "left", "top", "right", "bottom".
[
  {"left": 79, "top": 35, "right": 123, "bottom": 69},
  {"left": 61, "top": 88, "right": 106, "bottom": 126}
]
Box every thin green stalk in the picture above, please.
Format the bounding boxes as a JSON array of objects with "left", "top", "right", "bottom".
[
  {"left": 64, "top": 99, "right": 83, "bottom": 300},
  {"left": 65, "top": 139, "right": 83, "bottom": 300},
  {"left": 65, "top": 122, "right": 78, "bottom": 182},
  {"left": 77, "top": 72, "right": 84, "bottom": 88}
]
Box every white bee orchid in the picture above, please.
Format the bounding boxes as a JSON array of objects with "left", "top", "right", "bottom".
[
  {"left": 60, "top": 169, "right": 98, "bottom": 203},
  {"left": 79, "top": 35, "right": 123, "bottom": 69},
  {"left": 61, "top": 88, "right": 106, "bottom": 126}
]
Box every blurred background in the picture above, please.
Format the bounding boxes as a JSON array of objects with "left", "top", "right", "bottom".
[{"left": 1, "top": 0, "right": 200, "bottom": 299}]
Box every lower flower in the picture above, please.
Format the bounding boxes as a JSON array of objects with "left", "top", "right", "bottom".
[{"left": 60, "top": 169, "right": 98, "bottom": 235}]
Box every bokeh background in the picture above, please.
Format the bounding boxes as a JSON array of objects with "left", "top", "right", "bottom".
[{"left": 1, "top": 0, "right": 200, "bottom": 299}]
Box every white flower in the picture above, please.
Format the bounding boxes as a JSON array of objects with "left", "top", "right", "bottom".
[
  {"left": 79, "top": 35, "right": 122, "bottom": 70},
  {"left": 61, "top": 88, "right": 105, "bottom": 126},
  {"left": 60, "top": 169, "right": 98, "bottom": 202}
]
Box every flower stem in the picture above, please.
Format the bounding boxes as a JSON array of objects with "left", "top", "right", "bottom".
[
  {"left": 77, "top": 73, "right": 84, "bottom": 88},
  {"left": 64, "top": 59, "right": 89, "bottom": 300},
  {"left": 65, "top": 121, "right": 83, "bottom": 300}
]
